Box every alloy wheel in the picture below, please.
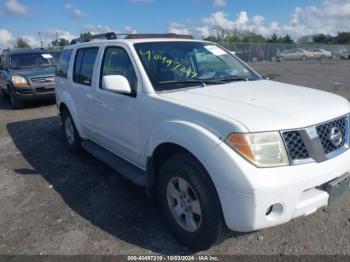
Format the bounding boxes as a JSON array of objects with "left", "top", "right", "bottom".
[
  {"left": 64, "top": 116, "right": 75, "bottom": 145},
  {"left": 166, "top": 177, "right": 202, "bottom": 232}
]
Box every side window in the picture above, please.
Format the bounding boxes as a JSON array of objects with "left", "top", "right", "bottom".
[
  {"left": 55, "top": 49, "right": 72, "bottom": 78},
  {"left": 101, "top": 47, "right": 137, "bottom": 92},
  {"left": 0, "top": 55, "right": 3, "bottom": 69},
  {"left": 73, "top": 48, "right": 98, "bottom": 86}
]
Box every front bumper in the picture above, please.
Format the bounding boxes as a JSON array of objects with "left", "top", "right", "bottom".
[
  {"left": 205, "top": 142, "right": 350, "bottom": 232},
  {"left": 13, "top": 83, "right": 55, "bottom": 101}
]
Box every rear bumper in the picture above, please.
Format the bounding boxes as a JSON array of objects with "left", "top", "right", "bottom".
[{"left": 206, "top": 142, "right": 350, "bottom": 232}]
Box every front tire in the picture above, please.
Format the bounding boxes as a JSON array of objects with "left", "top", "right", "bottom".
[
  {"left": 9, "top": 87, "right": 23, "bottom": 109},
  {"left": 157, "top": 153, "right": 228, "bottom": 251},
  {"left": 0, "top": 87, "right": 9, "bottom": 99},
  {"left": 61, "top": 109, "right": 82, "bottom": 153}
]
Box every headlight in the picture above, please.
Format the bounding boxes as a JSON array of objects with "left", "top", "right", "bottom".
[
  {"left": 226, "top": 132, "right": 289, "bottom": 168},
  {"left": 11, "top": 75, "right": 29, "bottom": 87}
]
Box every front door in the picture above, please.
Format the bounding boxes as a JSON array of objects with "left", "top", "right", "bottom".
[{"left": 93, "top": 45, "right": 142, "bottom": 167}]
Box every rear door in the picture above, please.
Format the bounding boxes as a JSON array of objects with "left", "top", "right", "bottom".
[{"left": 70, "top": 47, "right": 99, "bottom": 136}]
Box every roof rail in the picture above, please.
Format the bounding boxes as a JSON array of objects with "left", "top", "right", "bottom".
[
  {"left": 124, "top": 33, "right": 193, "bottom": 39},
  {"left": 70, "top": 32, "right": 117, "bottom": 45},
  {"left": 70, "top": 32, "right": 194, "bottom": 44}
]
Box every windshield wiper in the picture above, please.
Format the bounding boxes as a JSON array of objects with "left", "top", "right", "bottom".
[
  {"left": 214, "top": 76, "right": 250, "bottom": 82},
  {"left": 157, "top": 79, "right": 225, "bottom": 86}
]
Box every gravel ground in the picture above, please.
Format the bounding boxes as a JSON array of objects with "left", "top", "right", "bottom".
[{"left": 0, "top": 60, "right": 350, "bottom": 256}]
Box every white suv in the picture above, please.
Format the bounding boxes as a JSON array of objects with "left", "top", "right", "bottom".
[{"left": 55, "top": 33, "right": 350, "bottom": 250}]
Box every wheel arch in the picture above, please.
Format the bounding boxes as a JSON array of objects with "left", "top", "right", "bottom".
[
  {"left": 145, "top": 120, "right": 223, "bottom": 196},
  {"left": 57, "top": 92, "right": 86, "bottom": 139}
]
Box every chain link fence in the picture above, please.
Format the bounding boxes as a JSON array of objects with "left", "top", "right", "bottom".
[
  {"left": 218, "top": 42, "right": 350, "bottom": 62},
  {"left": 43, "top": 42, "right": 350, "bottom": 63}
]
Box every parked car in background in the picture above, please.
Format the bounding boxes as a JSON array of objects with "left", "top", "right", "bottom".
[
  {"left": 56, "top": 32, "right": 350, "bottom": 250},
  {"left": 0, "top": 48, "right": 57, "bottom": 109},
  {"left": 307, "top": 48, "right": 333, "bottom": 59},
  {"left": 277, "top": 48, "right": 313, "bottom": 61},
  {"left": 235, "top": 49, "right": 265, "bottom": 62},
  {"left": 332, "top": 47, "right": 350, "bottom": 60}
]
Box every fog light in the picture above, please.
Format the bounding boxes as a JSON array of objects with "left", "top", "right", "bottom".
[
  {"left": 266, "top": 206, "right": 273, "bottom": 216},
  {"left": 266, "top": 203, "right": 284, "bottom": 221}
]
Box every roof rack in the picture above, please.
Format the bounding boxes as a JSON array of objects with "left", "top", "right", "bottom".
[
  {"left": 70, "top": 32, "right": 117, "bottom": 44},
  {"left": 124, "top": 33, "right": 193, "bottom": 39},
  {"left": 70, "top": 32, "right": 193, "bottom": 44}
]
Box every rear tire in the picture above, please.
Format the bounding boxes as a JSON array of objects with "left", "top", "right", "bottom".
[
  {"left": 157, "top": 153, "right": 228, "bottom": 251},
  {"left": 61, "top": 109, "right": 82, "bottom": 153}
]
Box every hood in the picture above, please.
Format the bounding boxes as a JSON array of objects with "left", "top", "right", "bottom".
[
  {"left": 11, "top": 66, "right": 56, "bottom": 78},
  {"left": 159, "top": 80, "right": 350, "bottom": 132}
]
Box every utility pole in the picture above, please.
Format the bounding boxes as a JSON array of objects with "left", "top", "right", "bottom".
[
  {"left": 56, "top": 32, "right": 59, "bottom": 52},
  {"left": 38, "top": 32, "right": 44, "bottom": 48}
]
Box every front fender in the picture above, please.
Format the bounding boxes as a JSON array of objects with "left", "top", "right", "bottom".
[
  {"left": 146, "top": 120, "right": 223, "bottom": 176},
  {"left": 58, "top": 91, "right": 86, "bottom": 139}
]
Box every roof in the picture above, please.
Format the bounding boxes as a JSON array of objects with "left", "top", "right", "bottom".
[
  {"left": 67, "top": 32, "right": 206, "bottom": 48},
  {"left": 65, "top": 38, "right": 207, "bottom": 50},
  {"left": 2, "top": 48, "right": 48, "bottom": 55}
]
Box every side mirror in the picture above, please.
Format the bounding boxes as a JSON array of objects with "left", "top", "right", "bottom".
[{"left": 102, "top": 75, "right": 132, "bottom": 94}]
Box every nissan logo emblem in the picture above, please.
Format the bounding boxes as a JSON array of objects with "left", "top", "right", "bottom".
[{"left": 328, "top": 127, "right": 343, "bottom": 147}]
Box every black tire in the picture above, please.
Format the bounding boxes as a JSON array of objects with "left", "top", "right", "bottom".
[
  {"left": 61, "top": 109, "right": 82, "bottom": 153},
  {"left": 9, "top": 86, "right": 24, "bottom": 109},
  {"left": 157, "top": 153, "right": 228, "bottom": 251},
  {"left": 0, "top": 87, "right": 9, "bottom": 99},
  {"left": 301, "top": 55, "right": 307, "bottom": 61}
]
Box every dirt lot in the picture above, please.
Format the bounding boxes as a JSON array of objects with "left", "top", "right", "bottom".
[{"left": 0, "top": 60, "right": 350, "bottom": 256}]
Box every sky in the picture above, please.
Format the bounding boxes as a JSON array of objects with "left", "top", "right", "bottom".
[{"left": 0, "top": 0, "right": 350, "bottom": 48}]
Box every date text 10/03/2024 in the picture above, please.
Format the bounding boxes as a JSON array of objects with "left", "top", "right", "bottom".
[{"left": 127, "top": 256, "right": 219, "bottom": 261}]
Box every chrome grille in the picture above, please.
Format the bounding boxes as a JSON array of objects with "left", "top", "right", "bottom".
[
  {"left": 282, "top": 131, "right": 309, "bottom": 160},
  {"left": 31, "top": 76, "right": 55, "bottom": 83},
  {"left": 316, "top": 117, "right": 347, "bottom": 154},
  {"left": 282, "top": 115, "right": 349, "bottom": 165}
]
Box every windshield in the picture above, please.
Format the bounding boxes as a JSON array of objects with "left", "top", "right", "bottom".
[
  {"left": 134, "top": 41, "right": 260, "bottom": 91},
  {"left": 10, "top": 53, "right": 57, "bottom": 69}
]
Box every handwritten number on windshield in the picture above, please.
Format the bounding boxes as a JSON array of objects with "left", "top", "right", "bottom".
[{"left": 139, "top": 50, "right": 197, "bottom": 78}]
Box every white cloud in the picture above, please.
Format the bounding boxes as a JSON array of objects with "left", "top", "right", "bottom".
[
  {"left": 213, "top": 0, "right": 226, "bottom": 7},
  {"left": 83, "top": 24, "right": 113, "bottom": 34},
  {"left": 64, "top": 3, "right": 86, "bottom": 19},
  {"left": 170, "top": 0, "right": 350, "bottom": 39},
  {"left": 281, "top": 0, "right": 350, "bottom": 38},
  {"left": 124, "top": 26, "right": 138, "bottom": 34},
  {"left": 5, "top": 0, "right": 27, "bottom": 15},
  {"left": 46, "top": 29, "right": 77, "bottom": 41},
  {"left": 168, "top": 22, "right": 190, "bottom": 35},
  {"left": 0, "top": 29, "right": 13, "bottom": 48},
  {"left": 0, "top": 29, "right": 78, "bottom": 49}
]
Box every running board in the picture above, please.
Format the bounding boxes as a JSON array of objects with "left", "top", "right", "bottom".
[{"left": 81, "top": 140, "right": 147, "bottom": 187}]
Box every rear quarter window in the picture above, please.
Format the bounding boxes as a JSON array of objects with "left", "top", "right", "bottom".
[{"left": 56, "top": 49, "right": 73, "bottom": 78}]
